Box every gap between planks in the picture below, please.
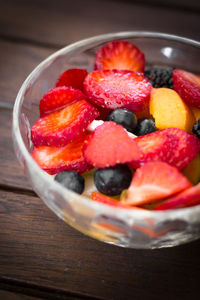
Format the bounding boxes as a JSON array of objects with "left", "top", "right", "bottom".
[
  {"left": 0, "top": 277, "right": 102, "bottom": 300},
  {"left": 0, "top": 184, "right": 37, "bottom": 198},
  {"left": 112, "top": 0, "right": 200, "bottom": 15}
]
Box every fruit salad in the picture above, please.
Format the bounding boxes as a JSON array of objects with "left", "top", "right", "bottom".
[{"left": 31, "top": 39, "right": 200, "bottom": 211}]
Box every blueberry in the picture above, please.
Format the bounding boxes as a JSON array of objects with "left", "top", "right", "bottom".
[
  {"left": 133, "top": 118, "right": 157, "bottom": 136},
  {"left": 193, "top": 119, "right": 200, "bottom": 138},
  {"left": 55, "top": 171, "right": 84, "bottom": 194},
  {"left": 94, "top": 165, "right": 132, "bottom": 196},
  {"left": 106, "top": 109, "right": 137, "bottom": 133}
]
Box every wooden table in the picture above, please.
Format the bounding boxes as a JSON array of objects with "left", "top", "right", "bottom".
[{"left": 0, "top": 0, "right": 200, "bottom": 299}]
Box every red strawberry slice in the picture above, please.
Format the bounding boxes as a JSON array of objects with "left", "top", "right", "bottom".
[
  {"left": 83, "top": 121, "right": 141, "bottom": 168},
  {"left": 94, "top": 40, "right": 145, "bottom": 73},
  {"left": 84, "top": 69, "right": 152, "bottom": 112},
  {"left": 32, "top": 133, "right": 91, "bottom": 175},
  {"left": 129, "top": 130, "right": 178, "bottom": 169},
  {"left": 154, "top": 183, "right": 200, "bottom": 210},
  {"left": 91, "top": 192, "right": 128, "bottom": 207},
  {"left": 162, "top": 128, "right": 200, "bottom": 170},
  {"left": 173, "top": 69, "right": 200, "bottom": 108},
  {"left": 55, "top": 68, "right": 88, "bottom": 92},
  {"left": 92, "top": 104, "right": 112, "bottom": 120},
  {"left": 40, "top": 86, "right": 85, "bottom": 117},
  {"left": 91, "top": 192, "right": 143, "bottom": 235},
  {"left": 121, "top": 162, "right": 192, "bottom": 206},
  {"left": 91, "top": 192, "right": 141, "bottom": 209},
  {"left": 129, "top": 128, "right": 200, "bottom": 170},
  {"left": 31, "top": 99, "right": 99, "bottom": 147}
]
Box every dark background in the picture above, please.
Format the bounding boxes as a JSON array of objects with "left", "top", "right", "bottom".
[{"left": 0, "top": 0, "right": 200, "bottom": 299}]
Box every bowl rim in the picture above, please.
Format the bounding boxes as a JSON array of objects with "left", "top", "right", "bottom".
[{"left": 12, "top": 31, "right": 200, "bottom": 220}]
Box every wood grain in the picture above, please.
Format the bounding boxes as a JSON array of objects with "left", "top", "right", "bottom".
[
  {"left": 0, "top": 0, "right": 200, "bottom": 299},
  {"left": 0, "top": 279, "right": 90, "bottom": 299},
  {"left": 123, "top": 0, "right": 200, "bottom": 11},
  {"left": 0, "top": 189, "right": 200, "bottom": 300},
  {"left": 0, "top": 0, "right": 199, "bottom": 50},
  {"left": 0, "top": 108, "right": 32, "bottom": 189},
  {"left": 0, "top": 289, "right": 43, "bottom": 300},
  {"left": 0, "top": 40, "right": 54, "bottom": 104}
]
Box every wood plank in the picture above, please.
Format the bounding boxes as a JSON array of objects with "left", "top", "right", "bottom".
[
  {"left": 0, "top": 189, "right": 200, "bottom": 300},
  {"left": 0, "top": 40, "right": 54, "bottom": 104},
  {"left": 127, "top": 0, "right": 200, "bottom": 11},
  {"left": 0, "top": 289, "right": 43, "bottom": 300},
  {"left": 0, "top": 108, "right": 32, "bottom": 189},
  {"left": 0, "top": 280, "right": 87, "bottom": 300},
  {"left": 0, "top": 0, "right": 199, "bottom": 50}
]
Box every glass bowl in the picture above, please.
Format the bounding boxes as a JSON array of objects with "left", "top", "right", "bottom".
[{"left": 12, "top": 31, "right": 200, "bottom": 249}]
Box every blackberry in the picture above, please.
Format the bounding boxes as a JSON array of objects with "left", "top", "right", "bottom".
[{"left": 145, "top": 67, "right": 173, "bottom": 89}]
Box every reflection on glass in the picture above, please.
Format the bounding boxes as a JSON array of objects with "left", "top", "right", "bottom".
[{"left": 161, "top": 47, "right": 173, "bottom": 58}]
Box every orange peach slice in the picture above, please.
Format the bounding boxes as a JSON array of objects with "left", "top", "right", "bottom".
[
  {"left": 150, "top": 88, "right": 195, "bottom": 132},
  {"left": 134, "top": 106, "right": 152, "bottom": 120},
  {"left": 190, "top": 106, "right": 200, "bottom": 122}
]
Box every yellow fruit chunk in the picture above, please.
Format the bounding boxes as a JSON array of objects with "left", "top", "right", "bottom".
[
  {"left": 190, "top": 106, "right": 200, "bottom": 122},
  {"left": 182, "top": 154, "right": 200, "bottom": 184},
  {"left": 134, "top": 106, "right": 152, "bottom": 120},
  {"left": 150, "top": 88, "right": 195, "bottom": 132}
]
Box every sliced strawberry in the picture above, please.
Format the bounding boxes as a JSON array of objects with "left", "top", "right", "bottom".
[
  {"left": 32, "top": 133, "right": 91, "bottom": 175},
  {"left": 129, "top": 128, "right": 200, "bottom": 170},
  {"left": 91, "top": 193, "right": 142, "bottom": 235},
  {"left": 93, "top": 105, "right": 112, "bottom": 120},
  {"left": 94, "top": 40, "right": 145, "bottom": 73},
  {"left": 91, "top": 192, "right": 142, "bottom": 209},
  {"left": 129, "top": 130, "right": 178, "bottom": 169},
  {"left": 121, "top": 162, "right": 192, "bottom": 206},
  {"left": 162, "top": 128, "right": 200, "bottom": 170},
  {"left": 39, "top": 86, "right": 85, "bottom": 117},
  {"left": 31, "top": 99, "right": 99, "bottom": 147},
  {"left": 173, "top": 69, "right": 200, "bottom": 108},
  {"left": 91, "top": 192, "right": 128, "bottom": 207},
  {"left": 154, "top": 183, "right": 200, "bottom": 210},
  {"left": 86, "top": 100, "right": 112, "bottom": 120},
  {"left": 55, "top": 68, "right": 88, "bottom": 92},
  {"left": 84, "top": 69, "right": 152, "bottom": 112},
  {"left": 83, "top": 121, "right": 141, "bottom": 168}
]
